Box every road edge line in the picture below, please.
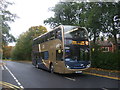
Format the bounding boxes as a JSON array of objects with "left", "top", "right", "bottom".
[
  {"left": 65, "top": 77, "right": 76, "bottom": 81},
  {"left": 83, "top": 72, "right": 120, "bottom": 80},
  {"left": 4, "top": 65, "right": 24, "bottom": 89},
  {"left": 1, "top": 65, "right": 4, "bottom": 70},
  {"left": 0, "top": 81, "right": 20, "bottom": 89}
]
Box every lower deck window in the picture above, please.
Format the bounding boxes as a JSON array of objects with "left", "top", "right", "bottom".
[{"left": 41, "top": 51, "right": 49, "bottom": 60}]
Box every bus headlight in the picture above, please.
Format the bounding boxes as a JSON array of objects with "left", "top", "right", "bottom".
[
  {"left": 86, "top": 64, "right": 91, "bottom": 68},
  {"left": 66, "top": 65, "right": 70, "bottom": 69}
]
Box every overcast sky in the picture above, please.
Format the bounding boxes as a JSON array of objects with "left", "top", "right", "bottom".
[
  {"left": 8, "top": 0, "right": 60, "bottom": 41},
  {"left": 7, "top": 0, "right": 119, "bottom": 46}
]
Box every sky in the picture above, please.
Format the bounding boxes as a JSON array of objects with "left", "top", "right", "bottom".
[
  {"left": 7, "top": 0, "right": 119, "bottom": 46},
  {"left": 8, "top": 0, "right": 60, "bottom": 45}
]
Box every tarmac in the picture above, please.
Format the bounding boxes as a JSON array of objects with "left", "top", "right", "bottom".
[{"left": 1, "top": 60, "right": 120, "bottom": 80}]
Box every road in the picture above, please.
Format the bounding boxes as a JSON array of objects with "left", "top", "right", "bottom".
[{"left": 1, "top": 61, "right": 120, "bottom": 89}]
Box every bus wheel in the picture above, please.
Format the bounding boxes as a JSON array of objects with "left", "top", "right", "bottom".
[
  {"left": 36, "top": 63, "right": 39, "bottom": 69},
  {"left": 50, "top": 64, "right": 54, "bottom": 73}
]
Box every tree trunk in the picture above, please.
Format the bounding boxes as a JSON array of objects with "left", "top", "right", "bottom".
[
  {"left": 113, "top": 34, "right": 118, "bottom": 51},
  {"left": 93, "top": 33, "right": 96, "bottom": 44}
]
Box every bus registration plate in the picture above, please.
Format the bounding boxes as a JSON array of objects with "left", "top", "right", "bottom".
[{"left": 75, "top": 71, "right": 82, "bottom": 73}]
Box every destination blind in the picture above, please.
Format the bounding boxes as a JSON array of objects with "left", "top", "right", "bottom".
[{"left": 71, "top": 41, "right": 89, "bottom": 45}]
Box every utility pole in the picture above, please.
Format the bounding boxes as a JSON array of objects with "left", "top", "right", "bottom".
[
  {"left": 0, "top": 15, "right": 2, "bottom": 62},
  {"left": 0, "top": 14, "right": 2, "bottom": 90}
]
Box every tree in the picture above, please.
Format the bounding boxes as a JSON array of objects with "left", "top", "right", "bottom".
[
  {"left": 44, "top": 2, "right": 119, "bottom": 46},
  {"left": 0, "top": 0, "right": 17, "bottom": 46},
  {"left": 80, "top": 2, "right": 103, "bottom": 43},
  {"left": 101, "top": 2, "right": 120, "bottom": 50},
  {"left": 0, "top": 0, "right": 17, "bottom": 60},
  {"left": 44, "top": 2, "right": 80, "bottom": 28},
  {"left": 78, "top": 2, "right": 119, "bottom": 46},
  {"left": 3, "top": 46, "right": 13, "bottom": 59},
  {"left": 44, "top": 2, "right": 103, "bottom": 43},
  {"left": 11, "top": 25, "right": 47, "bottom": 60}
]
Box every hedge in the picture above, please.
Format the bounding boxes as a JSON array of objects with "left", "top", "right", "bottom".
[{"left": 91, "top": 51, "right": 120, "bottom": 70}]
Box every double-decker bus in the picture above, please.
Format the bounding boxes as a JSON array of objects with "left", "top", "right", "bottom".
[{"left": 32, "top": 25, "right": 91, "bottom": 74}]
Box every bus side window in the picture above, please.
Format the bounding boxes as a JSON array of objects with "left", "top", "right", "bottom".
[
  {"left": 56, "top": 28, "right": 62, "bottom": 40},
  {"left": 41, "top": 36, "right": 44, "bottom": 43},
  {"left": 34, "top": 40, "right": 37, "bottom": 45},
  {"left": 43, "top": 36, "right": 45, "bottom": 42},
  {"left": 40, "top": 37, "right": 43, "bottom": 43},
  {"left": 47, "top": 33, "right": 50, "bottom": 41},
  {"left": 35, "top": 53, "right": 39, "bottom": 60},
  {"left": 44, "top": 35, "right": 47, "bottom": 42},
  {"left": 44, "top": 51, "right": 49, "bottom": 60},
  {"left": 41, "top": 52, "right": 43, "bottom": 59},
  {"left": 38, "top": 38, "right": 40, "bottom": 44},
  {"left": 41, "top": 51, "right": 49, "bottom": 60},
  {"left": 50, "top": 31, "right": 55, "bottom": 40},
  {"left": 56, "top": 50, "right": 63, "bottom": 61}
]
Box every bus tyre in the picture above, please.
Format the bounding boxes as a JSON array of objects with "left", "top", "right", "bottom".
[
  {"left": 50, "top": 64, "right": 54, "bottom": 73},
  {"left": 36, "top": 63, "right": 39, "bottom": 69}
]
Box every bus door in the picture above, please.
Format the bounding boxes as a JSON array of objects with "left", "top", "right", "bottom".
[
  {"left": 54, "top": 49, "right": 64, "bottom": 72},
  {"left": 41, "top": 51, "right": 49, "bottom": 69}
]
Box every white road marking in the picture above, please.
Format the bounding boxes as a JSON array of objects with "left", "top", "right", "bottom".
[
  {"left": 65, "top": 77, "right": 76, "bottom": 81},
  {"left": 4, "top": 65, "right": 24, "bottom": 89},
  {"left": 102, "top": 87, "right": 108, "bottom": 90},
  {"left": 1, "top": 65, "right": 4, "bottom": 70}
]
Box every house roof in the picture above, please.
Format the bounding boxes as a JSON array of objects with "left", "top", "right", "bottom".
[{"left": 96, "top": 41, "right": 112, "bottom": 47}]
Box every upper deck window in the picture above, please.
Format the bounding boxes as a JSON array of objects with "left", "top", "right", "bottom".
[{"left": 64, "top": 26, "right": 88, "bottom": 40}]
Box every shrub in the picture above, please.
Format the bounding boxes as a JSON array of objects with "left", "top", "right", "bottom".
[{"left": 91, "top": 51, "right": 119, "bottom": 70}]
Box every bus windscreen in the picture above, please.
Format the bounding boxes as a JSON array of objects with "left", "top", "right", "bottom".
[{"left": 64, "top": 26, "right": 90, "bottom": 62}]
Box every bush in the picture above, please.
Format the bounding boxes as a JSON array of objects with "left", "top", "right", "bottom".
[{"left": 91, "top": 51, "right": 120, "bottom": 70}]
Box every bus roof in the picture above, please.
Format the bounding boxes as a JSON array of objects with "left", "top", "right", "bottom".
[
  {"left": 33, "top": 25, "right": 62, "bottom": 41},
  {"left": 33, "top": 25, "right": 86, "bottom": 41}
]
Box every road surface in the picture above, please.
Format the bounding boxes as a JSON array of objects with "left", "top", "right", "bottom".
[{"left": 1, "top": 61, "right": 120, "bottom": 89}]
